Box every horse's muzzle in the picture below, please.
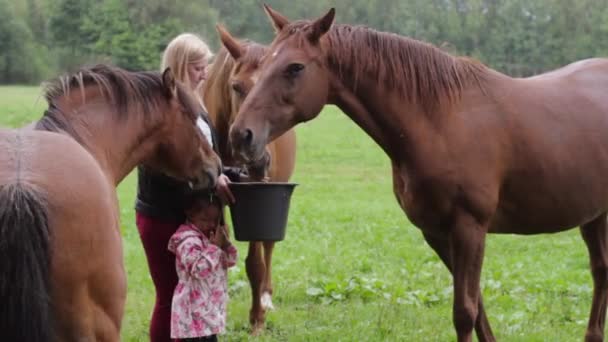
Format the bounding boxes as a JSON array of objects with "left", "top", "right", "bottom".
[
  {"left": 245, "top": 149, "right": 271, "bottom": 181},
  {"left": 190, "top": 164, "right": 221, "bottom": 190}
]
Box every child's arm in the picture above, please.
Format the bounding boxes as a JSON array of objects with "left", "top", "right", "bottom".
[
  {"left": 215, "top": 224, "right": 238, "bottom": 268},
  {"left": 175, "top": 235, "right": 223, "bottom": 280}
]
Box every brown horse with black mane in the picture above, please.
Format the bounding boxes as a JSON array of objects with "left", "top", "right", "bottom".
[
  {"left": 0, "top": 65, "right": 221, "bottom": 341},
  {"left": 203, "top": 22, "right": 296, "bottom": 333},
  {"left": 230, "top": 5, "right": 608, "bottom": 342}
]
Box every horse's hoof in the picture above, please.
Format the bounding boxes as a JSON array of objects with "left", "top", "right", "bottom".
[
  {"left": 251, "top": 322, "right": 265, "bottom": 336},
  {"left": 261, "top": 291, "right": 275, "bottom": 310}
]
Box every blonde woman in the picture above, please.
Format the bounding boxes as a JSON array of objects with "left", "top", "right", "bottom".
[
  {"left": 161, "top": 33, "right": 211, "bottom": 107},
  {"left": 135, "top": 33, "right": 240, "bottom": 342}
]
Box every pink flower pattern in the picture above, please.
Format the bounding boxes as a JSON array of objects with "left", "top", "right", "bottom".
[{"left": 168, "top": 223, "right": 238, "bottom": 339}]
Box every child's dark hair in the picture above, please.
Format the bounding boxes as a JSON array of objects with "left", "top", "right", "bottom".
[{"left": 182, "top": 190, "right": 221, "bottom": 212}]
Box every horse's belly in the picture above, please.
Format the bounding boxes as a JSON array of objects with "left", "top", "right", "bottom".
[
  {"left": 490, "top": 182, "right": 608, "bottom": 234},
  {"left": 489, "top": 206, "right": 587, "bottom": 234},
  {"left": 393, "top": 158, "right": 608, "bottom": 235}
]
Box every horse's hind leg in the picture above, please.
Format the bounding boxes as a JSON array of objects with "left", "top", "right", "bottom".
[
  {"left": 423, "top": 232, "right": 496, "bottom": 342},
  {"left": 52, "top": 247, "right": 125, "bottom": 342},
  {"left": 580, "top": 213, "right": 608, "bottom": 342},
  {"left": 261, "top": 241, "right": 276, "bottom": 310},
  {"left": 245, "top": 242, "right": 266, "bottom": 334}
]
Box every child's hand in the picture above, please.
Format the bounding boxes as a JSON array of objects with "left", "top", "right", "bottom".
[
  {"left": 219, "top": 225, "right": 232, "bottom": 249},
  {"left": 210, "top": 225, "right": 231, "bottom": 249}
]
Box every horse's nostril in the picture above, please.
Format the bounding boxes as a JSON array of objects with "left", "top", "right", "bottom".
[
  {"left": 243, "top": 128, "right": 253, "bottom": 147},
  {"left": 230, "top": 127, "right": 256, "bottom": 162}
]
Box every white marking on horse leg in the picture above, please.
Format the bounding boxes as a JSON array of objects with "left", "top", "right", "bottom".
[{"left": 261, "top": 291, "right": 274, "bottom": 310}]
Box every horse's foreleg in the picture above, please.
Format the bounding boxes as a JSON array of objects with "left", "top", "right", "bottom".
[
  {"left": 448, "top": 212, "right": 487, "bottom": 342},
  {"left": 245, "top": 242, "right": 266, "bottom": 335},
  {"left": 261, "top": 241, "right": 276, "bottom": 310},
  {"left": 423, "top": 232, "right": 495, "bottom": 342},
  {"left": 580, "top": 213, "right": 608, "bottom": 342}
]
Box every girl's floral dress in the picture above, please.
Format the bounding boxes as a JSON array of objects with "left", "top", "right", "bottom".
[{"left": 168, "top": 223, "right": 238, "bottom": 339}]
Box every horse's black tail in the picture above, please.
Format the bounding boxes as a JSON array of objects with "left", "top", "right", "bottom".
[{"left": 0, "top": 183, "right": 53, "bottom": 341}]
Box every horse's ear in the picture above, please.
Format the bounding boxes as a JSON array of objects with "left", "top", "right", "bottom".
[
  {"left": 216, "top": 25, "right": 244, "bottom": 60},
  {"left": 308, "top": 8, "right": 335, "bottom": 42},
  {"left": 162, "top": 68, "right": 177, "bottom": 99},
  {"left": 263, "top": 3, "right": 290, "bottom": 33}
]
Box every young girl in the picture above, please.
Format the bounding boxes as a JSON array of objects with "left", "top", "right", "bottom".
[{"left": 168, "top": 193, "right": 238, "bottom": 342}]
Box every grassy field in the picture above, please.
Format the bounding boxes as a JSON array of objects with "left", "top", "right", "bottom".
[{"left": 0, "top": 85, "right": 596, "bottom": 341}]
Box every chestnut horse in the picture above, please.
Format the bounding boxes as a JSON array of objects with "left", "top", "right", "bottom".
[
  {"left": 0, "top": 65, "right": 221, "bottom": 341},
  {"left": 203, "top": 24, "right": 296, "bottom": 333},
  {"left": 230, "top": 6, "right": 608, "bottom": 342}
]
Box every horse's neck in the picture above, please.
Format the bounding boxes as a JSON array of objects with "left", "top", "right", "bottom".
[
  {"left": 328, "top": 72, "right": 430, "bottom": 161},
  {"left": 49, "top": 99, "right": 159, "bottom": 186},
  {"left": 325, "top": 32, "right": 486, "bottom": 160}
]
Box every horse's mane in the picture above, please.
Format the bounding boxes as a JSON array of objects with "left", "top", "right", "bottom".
[
  {"left": 236, "top": 42, "right": 267, "bottom": 74},
  {"left": 42, "top": 64, "right": 167, "bottom": 116},
  {"left": 281, "top": 22, "right": 488, "bottom": 113},
  {"left": 203, "top": 47, "right": 234, "bottom": 128},
  {"left": 38, "top": 64, "right": 198, "bottom": 145}
]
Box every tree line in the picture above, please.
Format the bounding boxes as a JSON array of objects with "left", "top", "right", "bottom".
[{"left": 1, "top": 0, "right": 607, "bottom": 84}]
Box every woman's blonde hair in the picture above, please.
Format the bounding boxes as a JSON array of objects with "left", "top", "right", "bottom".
[{"left": 161, "top": 33, "right": 214, "bottom": 91}]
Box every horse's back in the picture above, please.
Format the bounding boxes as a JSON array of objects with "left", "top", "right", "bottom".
[
  {"left": 0, "top": 128, "right": 124, "bottom": 340},
  {"left": 526, "top": 58, "right": 608, "bottom": 105},
  {"left": 0, "top": 128, "right": 110, "bottom": 199},
  {"left": 527, "top": 58, "right": 608, "bottom": 80}
]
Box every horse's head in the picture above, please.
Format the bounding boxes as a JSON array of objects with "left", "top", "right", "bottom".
[
  {"left": 215, "top": 25, "right": 265, "bottom": 127},
  {"left": 204, "top": 25, "right": 271, "bottom": 177},
  {"left": 146, "top": 68, "right": 221, "bottom": 189},
  {"left": 230, "top": 5, "right": 335, "bottom": 163}
]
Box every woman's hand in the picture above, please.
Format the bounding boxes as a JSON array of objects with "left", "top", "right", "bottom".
[{"left": 215, "top": 174, "right": 235, "bottom": 204}]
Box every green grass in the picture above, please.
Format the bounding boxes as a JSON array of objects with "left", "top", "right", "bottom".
[{"left": 0, "top": 86, "right": 594, "bottom": 341}]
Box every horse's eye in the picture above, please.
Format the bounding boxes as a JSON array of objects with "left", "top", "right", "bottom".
[
  {"left": 231, "top": 82, "right": 245, "bottom": 96},
  {"left": 285, "top": 63, "right": 305, "bottom": 78}
]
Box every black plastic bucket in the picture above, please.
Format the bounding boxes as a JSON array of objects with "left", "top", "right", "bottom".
[{"left": 228, "top": 182, "right": 298, "bottom": 241}]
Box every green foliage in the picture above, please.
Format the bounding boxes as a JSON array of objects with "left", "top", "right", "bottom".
[
  {"left": 133, "top": 19, "right": 183, "bottom": 71},
  {"left": 0, "top": 0, "right": 50, "bottom": 83},
  {"left": 306, "top": 275, "right": 389, "bottom": 304},
  {"left": 82, "top": 0, "right": 140, "bottom": 69},
  {"left": 1, "top": 0, "right": 608, "bottom": 82},
  {"left": 48, "top": 0, "right": 92, "bottom": 52}
]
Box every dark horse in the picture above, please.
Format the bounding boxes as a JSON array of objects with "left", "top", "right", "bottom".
[
  {"left": 0, "top": 65, "right": 221, "bottom": 341},
  {"left": 230, "top": 6, "right": 608, "bottom": 342},
  {"left": 203, "top": 22, "right": 296, "bottom": 333}
]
